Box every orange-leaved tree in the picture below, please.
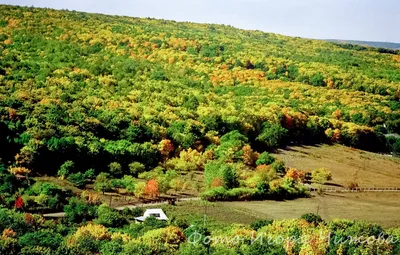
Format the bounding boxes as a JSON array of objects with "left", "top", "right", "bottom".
[{"left": 145, "top": 179, "right": 160, "bottom": 198}]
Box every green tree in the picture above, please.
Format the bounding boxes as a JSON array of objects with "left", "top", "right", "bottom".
[
  {"left": 134, "top": 182, "right": 146, "bottom": 199},
  {"left": 310, "top": 72, "right": 326, "bottom": 86},
  {"left": 256, "top": 152, "right": 275, "bottom": 166},
  {"left": 109, "top": 162, "right": 122, "bottom": 178},
  {"left": 95, "top": 204, "right": 127, "bottom": 228},
  {"left": 128, "top": 162, "right": 145, "bottom": 176},
  {"left": 121, "top": 175, "right": 136, "bottom": 195},
  {"left": 18, "top": 230, "right": 63, "bottom": 250},
  {"left": 271, "top": 160, "right": 286, "bottom": 174},
  {"left": 57, "top": 160, "right": 74, "bottom": 179},
  {"left": 256, "top": 123, "right": 288, "bottom": 148},
  {"left": 167, "top": 121, "right": 201, "bottom": 149},
  {"left": 94, "top": 173, "right": 113, "bottom": 194},
  {"left": 64, "top": 197, "right": 97, "bottom": 223},
  {"left": 67, "top": 172, "right": 87, "bottom": 188},
  {"left": 214, "top": 130, "right": 248, "bottom": 161},
  {"left": 84, "top": 168, "right": 96, "bottom": 181},
  {"left": 204, "top": 161, "right": 238, "bottom": 189}
]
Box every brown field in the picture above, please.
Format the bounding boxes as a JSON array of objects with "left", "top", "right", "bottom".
[
  {"left": 221, "top": 192, "right": 400, "bottom": 228},
  {"left": 164, "top": 145, "right": 400, "bottom": 229},
  {"left": 272, "top": 144, "right": 400, "bottom": 188},
  {"left": 156, "top": 192, "right": 400, "bottom": 229}
]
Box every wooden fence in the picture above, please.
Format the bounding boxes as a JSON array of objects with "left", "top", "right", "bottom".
[{"left": 308, "top": 187, "right": 400, "bottom": 193}]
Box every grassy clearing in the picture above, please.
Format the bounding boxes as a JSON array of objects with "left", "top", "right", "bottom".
[
  {"left": 221, "top": 192, "right": 400, "bottom": 228},
  {"left": 155, "top": 191, "right": 400, "bottom": 229},
  {"left": 147, "top": 200, "right": 259, "bottom": 231},
  {"left": 272, "top": 144, "right": 400, "bottom": 188}
]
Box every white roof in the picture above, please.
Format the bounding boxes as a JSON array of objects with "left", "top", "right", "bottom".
[{"left": 135, "top": 208, "right": 168, "bottom": 221}]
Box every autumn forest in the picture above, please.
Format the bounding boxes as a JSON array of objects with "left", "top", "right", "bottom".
[{"left": 1, "top": 4, "right": 400, "bottom": 255}]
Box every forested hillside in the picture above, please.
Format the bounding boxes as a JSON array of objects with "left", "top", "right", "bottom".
[
  {"left": 326, "top": 39, "right": 400, "bottom": 51},
  {"left": 2, "top": 5, "right": 400, "bottom": 255},
  {"left": 0, "top": 4, "right": 400, "bottom": 177}
]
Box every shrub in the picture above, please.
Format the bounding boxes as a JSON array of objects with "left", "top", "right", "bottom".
[
  {"left": 70, "top": 234, "right": 101, "bottom": 254},
  {"left": 200, "top": 187, "right": 260, "bottom": 201},
  {"left": 95, "top": 204, "right": 127, "bottom": 228},
  {"left": 200, "top": 187, "right": 228, "bottom": 201},
  {"left": 271, "top": 160, "right": 286, "bottom": 174},
  {"left": 173, "top": 218, "right": 189, "bottom": 230},
  {"left": 24, "top": 182, "right": 70, "bottom": 210},
  {"left": 271, "top": 161, "right": 286, "bottom": 174},
  {"left": 0, "top": 209, "right": 30, "bottom": 236},
  {"left": 256, "top": 152, "right": 275, "bottom": 166},
  {"left": 57, "top": 161, "right": 74, "bottom": 179},
  {"left": 250, "top": 219, "right": 273, "bottom": 231},
  {"left": 0, "top": 171, "right": 19, "bottom": 195},
  {"left": 301, "top": 213, "right": 323, "bottom": 225},
  {"left": 227, "top": 187, "right": 259, "bottom": 200},
  {"left": 310, "top": 72, "right": 326, "bottom": 86},
  {"left": 100, "top": 239, "right": 123, "bottom": 255},
  {"left": 256, "top": 165, "right": 277, "bottom": 183},
  {"left": 69, "top": 224, "right": 111, "bottom": 253},
  {"left": 246, "top": 239, "right": 286, "bottom": 255},
  {"left": 67, "top": 172, "right": 87, "bottom": 188},
  {"left": 140, "top": 226, "right": 186, "bottom": 253},
  {"left": 25, "top": 182, "right": 61, "bottom": 197},
  {"left": 143, "top": 216, "right": 167, "bottom": 229},
  {"left": 122, "top": 241, "right": 153, "bottom": 255},
  {"left": 0, "top": 228, "right": 18, "bottom": 254},
  {"left": 130, "top": 207, "right": 144, "bottom": 217},
  {"left": 183, "top": 225, "right": 210, "bottom": 241},
  {"left": 311, "top": 168, "right": 332, "bottom": 184},
  {"left": 19, "top": 246, "right": 52, "bottom": 255},
  {"left": 242, "top": 145, "right": 258, "bottom": 166},
  {"left": 18, "top": 230, "right": 63, "bottom": 250},
  {"left": 178, "top": 243, "right": 208, "bottom": 255}
]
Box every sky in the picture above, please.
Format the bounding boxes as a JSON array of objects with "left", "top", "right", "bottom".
[{"left": 1, "top": 0, "right": 399, "bottom": 43}]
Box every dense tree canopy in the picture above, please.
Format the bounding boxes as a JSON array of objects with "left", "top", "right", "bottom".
[
  {"left": 0, "top": 5, "right": 400, "bottom": 254},
  {"left": 0, "top": 5, "right": 399, "bottom": 181}
]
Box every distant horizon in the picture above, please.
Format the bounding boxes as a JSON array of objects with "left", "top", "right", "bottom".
[{"left": 1, "top": 1, "right": 400, "bottom": 43}]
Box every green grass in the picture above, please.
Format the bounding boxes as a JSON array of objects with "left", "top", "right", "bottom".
[
  {"left": 148, "top": 201, "right": 259, "bottom": 231},
  {"left": 154, "top": 192, "right": 400, "bottom": 229}
]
